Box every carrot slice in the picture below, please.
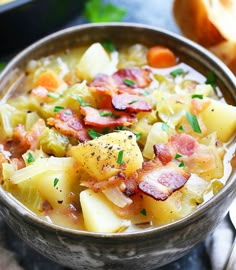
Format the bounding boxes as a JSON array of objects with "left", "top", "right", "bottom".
[
  {"left": 147, "top": 46, "right": 177, "bottom": 68},
  {"left": 34, "top": 70, "right": 61, "bottom": 91}
]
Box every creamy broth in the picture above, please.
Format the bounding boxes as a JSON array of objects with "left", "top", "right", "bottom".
[{"left": 0, "top": 42, "right": 235, "bottom": 233}]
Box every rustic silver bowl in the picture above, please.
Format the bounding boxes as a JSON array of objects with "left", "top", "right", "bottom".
[{"left": 0, "top": 23, "right": 235, "bottom": 270}]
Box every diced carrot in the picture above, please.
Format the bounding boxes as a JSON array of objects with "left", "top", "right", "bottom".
[
  {"left": 34, "top": 70, "right": 61, "bottom": 91},
  {"left": 147, "top": 46, "right": 177, "bottom": 68}
]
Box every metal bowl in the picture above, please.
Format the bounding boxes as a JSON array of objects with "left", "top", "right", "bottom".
[{"left": 0, "top": 23, "right": 235, "bottom": 270}]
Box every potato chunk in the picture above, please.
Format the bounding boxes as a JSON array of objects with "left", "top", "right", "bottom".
[
  {"left": 80, "top": 189, "right": 129, "bottom": 233},
  {"left": 69, "top": 131, "right": 143, "bottom": 181},
  {"left": 201, "top": 99, "right": 236, "bottom": 142},
  {"left": 76, "top": 42, "right": 113, "bottom": 81}
]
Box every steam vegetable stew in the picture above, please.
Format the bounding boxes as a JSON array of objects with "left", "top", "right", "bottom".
[{"left": 0, "top": 42, "right": 235, "bottom": 233}]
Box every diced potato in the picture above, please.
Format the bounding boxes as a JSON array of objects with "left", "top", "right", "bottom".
[
  {"left": 76, "top": 42, "right": 113, "bottom": 81},
  {"left": 201, "top": 99, "right": 236, "bottom": 142},
  {"left": 69, "top": 131, "right": 143, "bottom": 181},
  {"left": 80, "top": 189, "right": 129, "bottom": 233},
  {"left": 143, "top": 175, "right": 208, "bottom": 225},
  {"left": 10, "top": 157, "right": 78, "bottom": 208}
]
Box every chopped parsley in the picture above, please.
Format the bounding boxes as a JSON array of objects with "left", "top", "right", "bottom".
[
  {"left": 88, "top": 129, "right": 103, "bottom": 139},
  {"left": 54, "top": 178, "right": 59, "bottom": 187},
  {"left": 128, "top": 99, "right": 138, "bottom": 104},
  {"left": 175, "top": 153, "right": 182, "bottom": 159},
  {"left": 161, "top": 122, "right": 169, "bottom": 131},
  {"left": 191, "top": 94, "right": 203, "bottom": 99},
  {"left": 205, "top": 71, "right": 216, "bottom": 89},
  {"left": 54, "top": 106, "right": 64, "bottom": 112},
  {"left": 178, "top": 161, "right": 185, "bottom": 167},
  {"left": 84, "top": 0, "right": 126, "bottom": 23},
  {"left": 47, "top": 92, "right": 61, "bottom": 99},
  {"left": 123, "top": 78, "right": 135, "bottom": 86},
  {"left": 27, "top": 152, "right": 35, "bottom": 164},
  {"left": 102, "top": 127, "right": 110, "bottom": 134},
  {"left": 99, "top": 111, "right": 115, "bottom": 117},
  {"left": 77, "top": 96, "right": 91, "bottom": 107},
  {"left": 102, "top": 40, "right": 116, "bottom": 52},
  {"left": 114, "top": 126, "right": 125, "bottom": 131},
  {"left": 186, "top": 111, "right": 202, "bottom": 134},
  {"left": 178, "top": 125, "right": 184, "bottom": 131},
  {"left": 140, "top": 208, "right": 147, "bottom": 216},
  {"left": 117, "top": 150, "right": 124, "bottom": 165},
  {"left": 170, "top": 68, "right": 185, "bottom": 78},
  {"left": 135, "top": 133, "right": 142, "bottom": 141}
]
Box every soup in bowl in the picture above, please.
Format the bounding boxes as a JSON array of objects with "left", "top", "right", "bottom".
[{"left": 0, "top": 23, "right": 235, "bottom": 269}]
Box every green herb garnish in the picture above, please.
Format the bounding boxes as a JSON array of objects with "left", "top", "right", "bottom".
[
  {"left": 88, "top": 129, "right": 103, "bottom": 139},
  {"left": 128, "top": 99, "right": 138, "bottom": 104},
  {"left": 178, "top": 125, "right": 184, "bottom": 131},
  {"left": 161, "top": 122, "right": 169, "bottom": 131},
  {"left": 140, "top": 208, "right": 147, "bottom": 216},
  {"left": 117, "top": 150, "right": 124, "bottom": 165},
  {"left": 205, "top": 71, "right": 216, "bottom": 89},
  {"left": 123, "top": 78, "right": 135, "bottom": 86},
  {"left": 54, "top": 178, "right": 59, "bottom": 187},
  {"left": 77, "top": 96, "right": 91, "bottom": 107},
  {"left": 135, "top": 133, "right": 142, "bottom": 141},
  {"left": 186, "top": 111, "right": 202, "bottom": 133},
  {"left": 102, "top": 40, "right": 116, "bottom": 52},
  {"left": 54, "top": 106, "right": 64, "bottom": 112},
  {"left": 191, "top": 94, "right": 203, "bottom": 99},
  {"left": 84, "top": 0, "right": 126, "bottom": 23},
  {"left": 99, "top": 111, "right": 115, "bottom": 117},
  {"left": 114, "top": 126, "right": 125, "bottom": 131},
  {"left": 178, "top": 161, "right": 185, "bottom": 167},
  {"left": 175, "top": 153, "right": 182, "bottom": 159},
  {"left": 102, "top": 127, "right": 110, "bottom": 134},
  {"left": 47, "top": 92, "right": 60, "bottom": 99},
  {"left": 27, "top": 152, "right": 35, "bottom": 164},
  {"left": 170, "top": 68, "right": 185, "bottom": 78}
]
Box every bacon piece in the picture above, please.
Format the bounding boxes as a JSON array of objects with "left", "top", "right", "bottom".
[
  {"left": 169, "top": 133, "right": 197, "bottom": 156},
  {"left": 80, "top": 106, "right": 137, "bottom": 128},
  {"left": 153, "top": 144, "right": 173, "bottom": 165},
  {"left": 112, "top": 93, "right": 152, "bottom": 113},
  {"left": 112, "top": 68, "right": 152, "bottom": 92},
  {"left": 47, "top": 109, "right": 90, "bottom": 142},
  {"left": 89, "top": 68, "right": 152, "bottom": 96},
  {"left": 138, "top": 158, "right": 190, "bottom": 201},
  {"left": 26, "top": 119, "right": 46, "bottom": 150},
  {"left": 89, "top": 74, "right": 118, "bottom": 95}
]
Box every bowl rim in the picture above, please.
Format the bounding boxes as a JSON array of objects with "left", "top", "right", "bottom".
[
  {"left": 0, "top": 22, "right": 236, "bottom": 239},
  {"left": 0, "top": 0, "right": 33, "bottom": 14}
]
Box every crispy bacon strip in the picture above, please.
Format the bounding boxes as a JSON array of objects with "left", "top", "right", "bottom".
[
  {"left": 112, "top": 68, "right": 152, "bottom": 92},
  {"left": 89, "top": 68, "right": 152, "bottom": 96},
  {"left": 169, "top": 133, "right": 197, "bottom": 156},
  {"left": 153, "top": 144, "right": 173, "bottom": 165},
  {"left": 80, "top": 106, "right": 137, "bottom": 127},
  {"left": 26, "top": 119, "right": 46, "bottom": 150},
  {"left": 89, "top": 74, "right": 118, "bottom": 96},
  {"left": 137, "top": 158, "right": 190, "bottom": 201},
  {"left": 112, "top": 93, "right": 152, "bottom": 113},
  {"left": 47, "top": 109, "right": 90, "bottom": 142}
]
